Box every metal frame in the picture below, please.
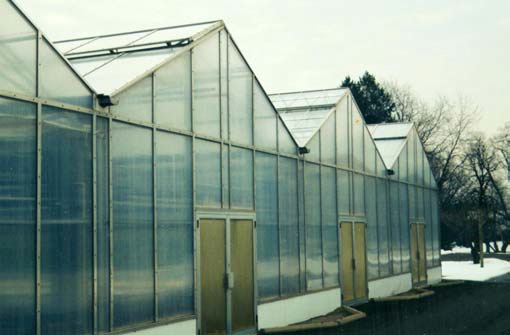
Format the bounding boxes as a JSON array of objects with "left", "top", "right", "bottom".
[{"left": 195, "top": 210, "right": 257, "bottom": 335}]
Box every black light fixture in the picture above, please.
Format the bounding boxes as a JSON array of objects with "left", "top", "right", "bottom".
[
  {"left": 97, "top": 94, "right": 119, "bottom": 107},
  {"left": 299, "top": 147, "right": 310, "bottom": 154},
  {"left": 387, "top": 169, "right": 395, "bottom": 176}
]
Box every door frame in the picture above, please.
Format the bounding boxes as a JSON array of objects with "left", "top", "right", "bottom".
[
  {"left": 410, "top": 221, "right": 427, "bottom": 287},
  {"left": 338, "top": 216, "right": 369, "bottom": 306},
  {"left": 195, "top": 210, "right": 257, "bottom": 335}
]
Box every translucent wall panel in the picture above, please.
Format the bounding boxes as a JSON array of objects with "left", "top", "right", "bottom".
[
  {"left": 365, "top": 176, "right": 379, "bottom": 279},
  {"left": 424, "top": 188, "right": 434, "bottom": 267},
  {"left": 305, "top": 163, "right": 323, "bottom": 290},
  {"left": 417, "top": 186, "right": 424, "bottom": 219},
  {"left": 96, "top": 117, "right": 110, "bottom": 332},
  {"left": 278, "top": 119, "right": 296, "bottom": 155},
  {"left": 336, "top": 96, "right": 349, "bottom": 168},
  {"left": 364, "top": 128, "right": 376, "bottom": 174},
  {"left": 112, "top": 76, "right": 152, "bottom": 123},
  {"left": 220, "top": 30, "right": 228, "bottom": 140},
  {"left": 40, "top": 39, "right": 92, "bottom": 108},
  {"left": 154, "top": 51, "right": 191, "bottom": 130},
  {"left": 399, "top": 183, "right": 410, "bottom": 273},
  {"left": 408, "top": 133, "right": 416, "bottom": 183},
  {"left": 321, "top": 167, "right": 339, "bottom": 287},
  {"left": 229, "top": 40, "right": 253, "bottom": 145},
  {"left": 351, "top": 104, "right": 364, "bottom": 171},
  {"left": 156, "top": 132, "right": 193, "bottom": 318},
  {"left": 307, "top": 132, "right": 320, "bottom": 162},
  {"left": 0, "top": 98, "right": 35, "bottom": 334},
  {"left": 432, "top": 191, "right": 441, "bottom": 265},
  {"left": 389, "top": 181, "right": 401, "bottom": 274},
  {"left": 376, "top": 152, "right": 386, "bottom": 178},
  {"left": 222, "top": 144, "right": 229, "bottom": 207},
  {"left": 112, "top": 122, "right": 154, "bottom": 327},
  {"left": 416, "top": 142, "right": 424, "bottom": 185},
  {"left": 254, "top": 81, "right": 276, "bottom": 150},
  {"left": 353, "top": 173, "right": 365, "bottom": 215},
  {"left": 195, "top": 140, "right": 221, "bottom": 207},
  {"left": 0, "top": 0, "right": 36, "bottom": 96},
  {"left": 320, "top": 113, "right": 335, "bottom": 164},
  {"left": 337, "top": 169, "right": 351, "bottom": 215},
  {"left": 230, "top": 146, "right": 253, "bottom": 209},
  {"left": 42, "top": 107, "right": 92, "bottom": 335},
  {"left": 376, "top": 178, "right": 390, "bottom": 276},
  {"left": 408, "top": 185, "right": 416, "bottom": 220},
  {"left": 255, "top": 153, "right": 279, "bottom": 298},
  {"left": 398, "top": 143, "right": 408, "bottom": 182},
  {"left": 279, "top": 157, "right": 300, "bottom": 295},
  {"left": 192, "top": 33, "right": 220, "bottom": 137},
  {"left": 297, "top": 160, "right": 306, "bottom": 291}
]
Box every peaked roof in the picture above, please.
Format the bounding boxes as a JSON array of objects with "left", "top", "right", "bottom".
[
  {"left": 367, "top": 123, "right": 413, "bottom": 168},
  {"left": 269, "top": 88, "right": 348, "bottom": 147},
  {"left": 53, "top": 21, "right": 222, "bottom": 95}
]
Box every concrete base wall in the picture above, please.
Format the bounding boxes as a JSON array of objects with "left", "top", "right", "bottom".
[
  {"left": 120, "top": 319, "right": 196, "bottom": 335},
  {"left": 428, "top": 266, "right": 442, "bottom": 285},
  {"left": 368, "top": 273, "right": 413, "bottom": 299},
  {"left": 257, "top": 287, "right": 341, "bottom": 330}
]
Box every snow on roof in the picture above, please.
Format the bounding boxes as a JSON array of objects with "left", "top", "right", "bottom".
[
  {"left": 368, "top": 123, "right": 413, "bottom": 168},
  {"left": 53, "top": 21, "right": 220, "bottom": 95},
  {"left": 269, "top": 88, "right": 347, "bottom": 146}
]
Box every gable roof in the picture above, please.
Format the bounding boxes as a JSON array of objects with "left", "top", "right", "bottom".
[
  {"left": 367, "top": 123, "right": 413, "bottom": 168},
  {"left": 53, "top": 21, "right": 222, "bottom": 95},
  {"left": 268, "top": 88, "right": 348, "bottom": 147}
]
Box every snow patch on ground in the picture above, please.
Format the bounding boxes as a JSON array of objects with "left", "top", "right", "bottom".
[
  {"left": 442, "top": 258, "right": 510, "bottom": 281},
  {"left": 441, "top": 242, "right": 505, "bottom": 255}
]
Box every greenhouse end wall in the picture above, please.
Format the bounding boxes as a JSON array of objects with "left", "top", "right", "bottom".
[{"left": 0, "top": 1, "right": 441, "bottom": 334}]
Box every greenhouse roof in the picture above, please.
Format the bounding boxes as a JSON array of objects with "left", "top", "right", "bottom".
[
  {"left": 367, "top": 123, "right": 413, "bottom": 168},
  {"left": 269, "top": 88, "right": 348, "bottom": 147},
  {"left": 53, "top": 21, "right": 221, "bottom": 95}
]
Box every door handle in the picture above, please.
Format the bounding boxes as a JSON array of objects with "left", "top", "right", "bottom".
[
  {"left": 224, "top": 272, "right": 235, "bottom": 289},
  {"left": 352, "top": 259, "right": 356, "bottom": 270}
]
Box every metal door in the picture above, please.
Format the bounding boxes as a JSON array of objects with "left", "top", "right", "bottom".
[
  {"left": 230, "top": 219, "right": 255, "bottom": 333},
  {"left": 354, "top": 222, "right": 367, "bottom": 300},
  {"left": 340, "top": 222, "right": 354, "bottom": 302},
  {"left": 200, "top": 219, "right": 227, "bottom": 335},
  {"left": 410, "top": 223, "right": 427, "bottom": 286}
]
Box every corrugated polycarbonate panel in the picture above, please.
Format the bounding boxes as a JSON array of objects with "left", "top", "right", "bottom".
[
  {"left": 0, "top": 0, "right": 36, "bottom": 96},
  {"left": 337, "top": 169, "right": 350, "bottom": 215},
  {"left": 254, "top": 81, "right": 277, "bottom": 150},
  {"left": 320, "top": 113, "right": 335, "bottom": 164},
  {"left": 432, "top": 190, "right": 440, "bottom": 265},
  {"left": 353, "top": 173, "right": 365, "bottom": 215},
  {"left": 365, "top": 176, "right": 379, "bottom": 279},
  {"left": 373, "top": 138, "right": 406, "bottom": 169},
  {"left": 409, "top": 185, "right": 416, "bottom": 220},
  {"left": 336, "top": 96, "right": 349, "bottom": 168},
  {"left": 424, "top": 189, "right": 434, "bottom": 267},
  {"left": 40, "top": 39, "right": 92, "bottom": 107},
  {"left": 230, "top": 146, "right": 254, "bottom": 209},
  {"left": 307, "top": 132, "right": 320, "bottom": 162},
  {"left": 195, "top": 140, "right": 221, "bottom": 207},
  {"left": 390, "top": 181, "right": 401, "bottom": 274},
  {"left": 220, "top": 30, "right": 228, "bottom": 140},
  {"left": 305, "top": 163, "right": 323, "bottom": 290},
  {"left": 277, "top": 118, "right": 296, "bottom": 155},
  {"left": 155, "top": 51, "right": 191, "bottom": 130},
  {"left": 417, "top": 143, "right": 424, "bottom": 185},
  {"left": 269, "top": 88, "right": 347, "bottom": 110},
  {"left": 351, "top": 104, "right": 364, "bottom": 171},
  {"left": 255, "top": 153, "right": 279, "bottom": 298},
  {"left": 41, "top": 107, "right": 92, "bottom": 335},
  {"left": 297, "top": 160, "right": 306, "bottom": 291},
  {"left": 156, "top": 132, "right": 193, "bottom": 318},
  {"left": 408, "top": 132, "right": 416, "bottom": 183},
  {"left": 364, "top": 128, "right": 376, "bottom": 174},
  {"left": 111, "top": 76, "right": 152, "bottom": 123},
  {"left": 279, "top": 157, "right": 300, "bottom": 295},
  {"left": 398, "top": 142, "right": 408, "bottom": 182},
  {"left": 321, "top": 167, "right": 339, "bottom": 287},
  {"left": 278, "top": 107, "right": 332, "bottom": 147},
  {"left": 112, "top": 122, "right": 154, "bottom": 327},
  {"left": 229, "top": 39, "right": 253, "bottom": 145},
  {"left": 367, "top": 123, "right": 412, "bottom": 140},
  {"left": 96, "top": 117, "right": 110, "bottom": 332},
  {"left": 192, "top": 33, "right": 220, "bottom": 138},
  {"left": 399, "top": 183, "right": 410, "bottom": 273},
  {"left": 0, "top": 98, "right": 36, "bottom": 335},
  {"left": 376, "top": 178, "right": 390, "bottom": 277}
]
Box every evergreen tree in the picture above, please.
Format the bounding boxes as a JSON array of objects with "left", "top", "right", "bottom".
[{"left": 341, "top": 71, "right": 395, "bottom": 124}]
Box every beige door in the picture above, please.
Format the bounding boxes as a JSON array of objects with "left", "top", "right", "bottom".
[
  {"left": 200, "top": 219, "right": 227, "bottom": 335},
  {"left": 410, "top": 223, "right": 427, "bottom": 286},
  {"left": 230, "top": 220, "right": 255, "bottom": 333},
  {"left": 340, "top": 221, "right": 367, "bottom": 303}
]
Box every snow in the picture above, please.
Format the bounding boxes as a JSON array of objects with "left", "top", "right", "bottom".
[
  {"left": 442, "top": 258, "right": 510, "bottom": 281},
  {"left": 441, "top": 242, "right": 505, "bottom": 255}
]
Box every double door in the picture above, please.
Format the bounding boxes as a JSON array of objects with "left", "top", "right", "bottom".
[
  {"left": 340, "top": 221, "right": 367, "bottom": 304},
  {"left": 199, "top": 217, "right": 256, "bottom": 335},
  {"left": 410, "top": 222, "right": 427, "bottom": 286}
]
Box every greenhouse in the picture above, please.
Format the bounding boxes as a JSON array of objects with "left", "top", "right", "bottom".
[{"left": 0, "top": 1, "right": 440, "bottom": 335}]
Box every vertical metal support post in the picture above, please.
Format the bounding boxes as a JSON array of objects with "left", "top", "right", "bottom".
[
  {"left": 276, "top": 153, "right": 281, "bottom": 296},
  {"left": 108, "top": 117, "right": 114, "bottom": 332},
  {"left": 35, "top": 30, "right": 42, "bottom": 335},
  {"left": 36, "top": 102, "right": 42, "bottom": 335},
  {"left": 152, "top": 73, "right": 159, "bottom": 321},
  {"left": 92, "top": 115, "right": 98, "bottom": 334},
  {"left": 318, "top": 140, "right": 324, "bottom": 288},
  {"left": 302, "top": 160, "right": 308, "bottom": 291}
]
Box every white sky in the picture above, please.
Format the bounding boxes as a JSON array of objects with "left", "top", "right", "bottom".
[{"left": 15, "top": 0, "right": 510, "bottom": 135}]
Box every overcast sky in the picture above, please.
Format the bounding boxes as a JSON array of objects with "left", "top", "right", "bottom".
[{"left": 16, "top": 0, "right": 510, "bottom": 135}]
